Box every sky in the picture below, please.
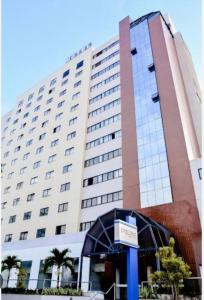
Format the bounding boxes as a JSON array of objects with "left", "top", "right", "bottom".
[{"left": 2, "top": 0, "right": 201, "bottom": 115}]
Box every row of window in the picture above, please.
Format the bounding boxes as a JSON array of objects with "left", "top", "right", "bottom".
[
  {"left": 4, "top": 148, "right": 74, "bottom": 175},
  {"left": 88, "top": 98, "right": 121, "bottom": 118},
  {"left": 89, "top": 85, "right": 120, "bottom": 105},
  {"left": 83, "top": 168, "right": 122, "bottom": 187},
  {"left": 92, "top": 50, "right": 119, "bottom": 69},
  {"left": 86, "top": 130, "right": 121, "bottom": 149},
  {"left": 81, "top": 190, "right": 123, "bottom": 209},
  {"left": 4, "top": 123, "right": 77, "bottom": 157},
  {"left": 8, "top": 203, "right": 68, "bottom": 224},
  {"left": 4, "top": 182, "right": 70, "bottom": 195},
  {"left": 7, "top": 164, "right": 72, "bottom": 181},
  {"left": 90, "top": 72, "right": 120, "bottom": 92},
  {"left": 2, "top": 104, "right": 79, "bottom": 144},
  {"left": 93, "top": 40, "right": 119, "bottom": 59},
  {"left": 79, "top": 221, "right": 95, "bottom": 231},
  {"left": 87, "top": 113, "right": 121, "bottom": 133},
  {"left": 4, "top": 224, "right": 67, "bottom": 242},
  {"left": 84, "top": 148, "right": 122, "bottom": 167},
  {"left": 91, "top": 61, "right": 120, "bottom": 80}
]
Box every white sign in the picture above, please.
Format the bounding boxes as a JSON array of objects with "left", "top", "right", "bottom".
[{"left": 114, "top": 219, "right": 138, "bottom": 248}]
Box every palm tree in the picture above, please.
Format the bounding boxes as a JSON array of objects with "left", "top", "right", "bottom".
[
  {"left": 44, "top": 248, "right": 74, "bottom": 288},
  {"left": 1, "top": 255, "right": 21, "bottom": 287}
]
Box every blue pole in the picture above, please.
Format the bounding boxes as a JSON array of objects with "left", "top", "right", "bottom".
[{"left": 126, "top": 216, "right": 139, "bottom": 300}]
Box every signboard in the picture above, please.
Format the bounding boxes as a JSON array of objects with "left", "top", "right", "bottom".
[{"left": 114, "top": 219, "right": 138, "bottom": 248}]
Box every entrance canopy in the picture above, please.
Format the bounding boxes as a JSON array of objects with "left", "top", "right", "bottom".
[{"left": 82, "top": 208, "right": 171, "bottom": 257}]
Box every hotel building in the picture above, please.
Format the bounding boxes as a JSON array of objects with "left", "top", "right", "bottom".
[{"left": 1, "top": 11, "right": 202, "bottom": 293}]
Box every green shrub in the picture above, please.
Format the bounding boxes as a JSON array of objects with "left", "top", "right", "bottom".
[
  {"left": 140, "top": 286, "right": 158, "bottom": 299},
  {"left": 41, "top": 287, "right": 83, "bottom": 296}
]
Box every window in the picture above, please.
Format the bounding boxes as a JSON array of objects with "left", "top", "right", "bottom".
[
  {"left": 37, "top": 95, "right": 43, "bottom": 102},
  {"left": 7, "top": 139, "right": 13, "bottom": 146},
  {"left": 70, "top": 104, "right": 79, "bottom": 112},
  {"left": 24, "top": 112, "right": 29, "bottom": 118},
  {"left": 9, "top": 215, "right": 16, "bottom": 223},
  {"left": 14, "top": 146, "right": 21, "bottom": 152},
  {"left": 198, "top": 168, "right": 202, "bottom": 180},
  {"left": 46, "top": 97, "right": 53, "bottom": 104},
  {"left": 87, "top": 113, "right": 121, "bottom": 133},
  {"left": 48, "top": 154, "right": 57, "bottom": 163},
  {"left": 81, "top": 191, "right": 123, "bottom": 209},
  {"left": 90, "top": 73, "right": 120, "bottom": 92},
  {"left": 36, "top": 228, "right": 46, "bottom": 238},
  {"left": 51, "top": 139, "right": 59, "bottom": 147},
  {"left": 75, "top": 70, "right": 82, "bottom": 77},
  {"left": 93, "top": 40, "right": 119, "bottom": 59},
  {"left": 13, "top": 198, "right": 20, "bottom": 206},
  {"left": 2, "top": 202, "right": 7, "bottom": 209},
  {"left": 34, "top": 105, "right": 41, "bottom": 112},
  {"left": 39, "top": 207, "right": 49, "bottom": 216},
  {"left": 58, "top": 202, "right": 68, "bottom": 212},
  {"left": 61, "top": 79, "right": 68, "bottom": 86},
  {"left": 76, "top": 60, "right": 83, "bottom": 69},
  {"left": 48, "top": 88, "right": 55, "bottom": 94},
  {"left": 74, "top": 80, "right": 81, "bottom": 88},
  {"left": 63, "top": 69, "right": 70, "bottom": 78},
  {"left": 91, "top": 61, "right": 120, "bottom": 80},
  {"left": 28, "top": 93, "right": 34, "bottom": 101},
  {"left": 55, "top": 225, "right": 66, "bottom": 235},
  {"left": 13, "top": 118, "right": 18, "bottom": 124},
  {"left": 53, "top": 125, "right": 61, "bottom": 133},
  {"left": 4, "top": 186, "right": 11, "bottom": 194},
  {"left": 148, "top": 63, "right": 155, "bottom": 72},
  {"left": 16, "top": 108, "right": 21, "bottom": 114},
  {"left": 59, "top": 89, "right": 66, "bottom": 96},
  {"left": 10, "top": 129, "right": 16, "bottom": 135},
  {"left": 19, "top": 231, "right": 28, "bottom": 240},
  {"left": 27, "top": 193, "right": 35, "bottom": 202},
  {"left": 63, "top": 164, "right": 72, "bottom": 173},
  {"left": 32, "top": 116, "right": 38, "bottom": 122},
  {"left": 4, "top": 151, "right": 9, "bottom": 158},
  {"left": 72, "top": 92, "right": 80, "bottom": 100},
  {"left": 50, "top": 78, "right": 57, "bottom": 86},
  {"left": 42, "top": 120, "right": 49, "bottom": 127},
  {"left": 26, "top": 139, "right": 33, "bottom": 147},
  {"left": 45, "top": 170, "right": 54, "bottom": 179},
  {"left": 92, "top": 50, "right": 119, "bottom": 69},
  {"left": 29, "top": 127, "right": 35, "bottom": 134},
  {"left": 55, "top": 112, "right": 63, "bottom": 120},
  {"left": 42, "top": 188, "right": 52, "bottom": 197},
  {"left": 11, "top": 158, "right": 18, "bottom": 165},
  {"left": 86, "top": 130, "right": 121, "bottom": 149},
  {"left": 21, "top": 122, "right": 27, "bottom": 129},
  {"left": 23, "top": 212, "right": 31, "bottom": 220},
  {"left": 84, "top": 148, "right": 122, "bottom": 167},
  {"left": 3, "top": 126, "right": 8, "bottom": 132},
  {"left": 65, "top": 147, "right": 74, "bottom": 156},
  {"left": 60, "top": 182, "right": 70, "bottom": 192},
  {"left": 5, "top": 234, "right": 12, "bottom": 242},
  {"left": 39, "top": 133, "right": 46, "bottom": 140},
  {"left": 83, "top": 169, "right": 122, "bottom": 187},
  {"left": 44, "top": 108, "right": 51, "bottom": 116},
  {"left": 38, "top": 86, "right": 45, "bottom": 93},
  {"left": 152, "top": 93, "right": 159, "bottom": 103},
  {"left": 36, "top": 146, "right": 44, "bottom": 154},
  {"left": 69, "top": 117, "right": 77, "bottom": 126},
  {"left": 80, "top": 221, "right": 94, "bottom": 231},
  {"left": 67, "top": 131, "right": 76, "bottom": 140},
  {"left": 30, "top": 176, "right": 38, "bottom": 184},
  {"left": 57, "top": 100, "right": 65, "bottom": 108},
  {"left": 131, "top": 47, "right": 137, "bottom": 55},
  {"left": 20, "top": 167, "right": 27, "bottom": 175},
  {"left": 23, "top": 152, "right": 30, "bottom": 160},
  {"left": 26, "top": 102, "right": 31, "bottom": 108},
  {"left": 7, "top": 172, "right": 14, "bottom": 179},
  {"left": 33, "top": 160, "right": 41, "bottom": 169},
  {"left": 18, "top": 100, "right": 23, "bottom": 107},
  {"left": 89, "top": 85, "right": 120, "bottom": 105}
]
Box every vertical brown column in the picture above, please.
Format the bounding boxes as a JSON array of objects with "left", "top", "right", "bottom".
[
  {"left": 119, "top": 17, "right": 140, "bottom": 209},
  {"left": 137, "top": 15, "right": 201, "bottom": 275}
]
